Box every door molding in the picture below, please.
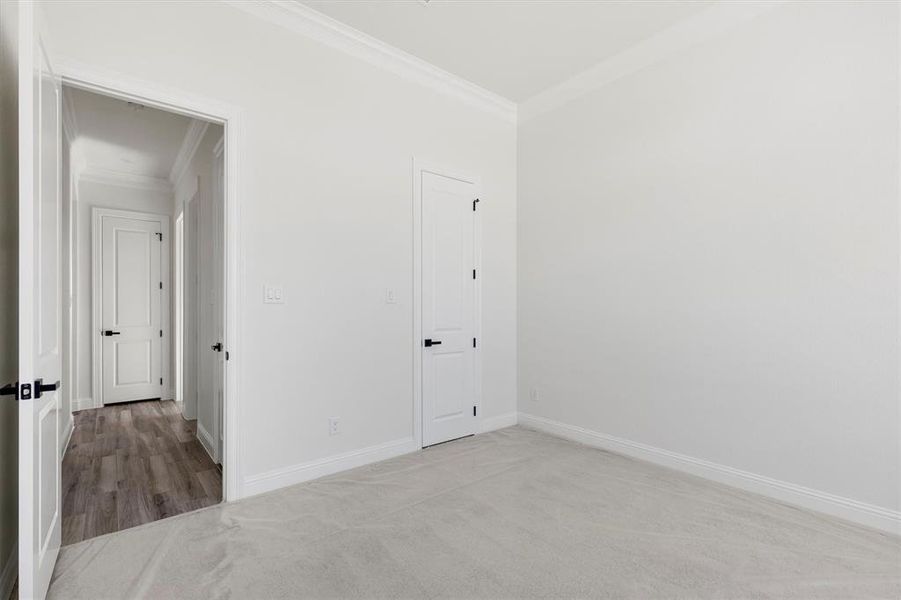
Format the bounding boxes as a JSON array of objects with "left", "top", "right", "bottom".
[
  {"left": 412, "top": 159, "right": 483, "bottom": 449},
  {"left": 91, "top": 208, "right": 170, "bottom": 409},
  {"left": 57, "top": 60, "right": 244, "bottom": 502}
]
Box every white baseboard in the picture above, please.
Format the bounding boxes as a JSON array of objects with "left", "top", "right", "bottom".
[
  {"left": 0, "top": 542, "right": 16, "bottom": 600},
  {"left": 196, "top": 422, "right": 216, "bottom": 463},
  {"left": 518, "top": 412, "right": 900, "bottom": 536},
  {"left": 163, "top": 388, "right": 174, "bottom": 401},
  {"left": 480, "top": 411, "right": 518, "bottom": 433},
  {"left": 243, "top": 437, "right": 418, "bottom": 498},
  {"left": 72, "top": 397, "right": 94, "bottom": 412}
]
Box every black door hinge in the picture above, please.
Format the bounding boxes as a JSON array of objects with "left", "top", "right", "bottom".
[
  {"left": 473, "top": 198, "right": 479, "bottom": 211},
  {"left": 159, "top": 329, "right": 163, "bottom": 338},
  {"left": 159, "top": 281, "right": 163, "bottom": 290},
  {"left": 160, "top": 377, "right": 163, "bottom": 385},
  {"left": 473, "top": 337, "right": 477, "bottom": 348},
  {"left": 472, "top": 269, "right": 476, "bottom": 280},
  {"left": 473, "top": 406, "right": 477, "bottom": 417},
  {"left": 225, "top": 351, "right": 230, "bottom": 361},
  {"left": 155, "top": 232, "right": 163, "bottom": 241}
]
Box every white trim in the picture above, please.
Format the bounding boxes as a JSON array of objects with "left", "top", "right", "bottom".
[
  {"left": 169, "top": 119, "right": 210, "bottom": 186},
  {"left": 224, "top": 0, "right": 516, "bottom": 124},
  {"left": 90, "top": 208, "right": 170, "bottom": 410},
  {"left": 0, "top": 542, "right": 16, "bottom": 600},
  {"left": 518, "top": 1, "right": 782, "bottom": 123},
  {"left": 518, "top": 413, "right": 901, "bottom": 536},
  {"left": 60, "top": 416, "right": 74, "bottom": 460},
  {"left": 412, "top": 159, "right": 483, "bottom": 449},
  {"left": 55, "top": 59, "right": 245, "bottom": 502},
  {"left": 479, "top": 412, "right": 517, "bottom": 433},
  {"left": 71, "top": 397, "right": 93, "bottom": 412},
  {"left": 243, "top": 437, "right": 417, "bottom": 498},
  {"left": 79, "top": 166, "right": 173, "bottom": 194},
  {"left": 60, "top": 86, "right": 78, "bottom": 142},
  {"left": 196, "top": 421, "right": 216, "bottom": 463}
]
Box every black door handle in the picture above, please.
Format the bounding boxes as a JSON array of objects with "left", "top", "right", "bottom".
[
  {"left": 211, "top": 342, "right": 223, "bottom": 352},
  {"left": 424, "top": 339, "right": 442, "bottom": 347},
  {"left": 33, "top": 378, "right": 60, "bottom": 399},
  {"left": 102, "top": 330, "right": 121, "bottom": 336},
  {"left": 0, "top": 382, "right": 17, "bottom": 398}
]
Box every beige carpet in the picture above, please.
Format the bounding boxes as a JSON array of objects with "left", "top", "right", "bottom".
[{"left": 49, "top": 427, "right": 900, "bottom": 599}]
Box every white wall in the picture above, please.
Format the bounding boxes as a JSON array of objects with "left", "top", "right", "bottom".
[
  {"left": 518, "top": 1, "right": 899, "bottom": 517},
  {"left": 73, "top": 178, "right": 174, "bottom": 406},
  {"left": 0, "top": 0, "right": 18, "bottom": 592},
  {"left": 42, "top": 1, "right": 518, "bottom": 492}
]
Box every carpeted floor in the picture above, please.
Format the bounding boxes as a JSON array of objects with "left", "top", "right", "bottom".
[{"left": 48, "top": 426, "right": 900, "bottom": 599}]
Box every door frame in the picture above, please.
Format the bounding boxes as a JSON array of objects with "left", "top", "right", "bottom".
[
  {"left": 174, "top": 212, "right": 184, "bottom": 409},
  {"left": 411, "top": 158, "right": 483, "bottom": 449},
  {"left": 91, "top": 208, "right": 170, "bottom": 408},
  {"left": 58, "top": 62, "right": 244, "bottom": 502}
]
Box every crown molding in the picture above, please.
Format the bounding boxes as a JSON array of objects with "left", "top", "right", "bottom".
[
  {"left": 79, "top": 166, "right": 173, "bottom": 194},
  {"left": 519, "top": 1, "right": 784, "bottom": 123},
  {"left": 223, "top": 0, "right": 517, "bottom": 124},
  {"left": 170, "top": 119, "right": 210, "bottom": 185}
]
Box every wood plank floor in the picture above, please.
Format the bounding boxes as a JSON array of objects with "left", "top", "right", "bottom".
[{"left": 61, "top": 400, "right": 221, "bottom": 546}]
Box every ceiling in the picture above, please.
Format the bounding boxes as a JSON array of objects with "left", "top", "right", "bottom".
[
  {"left": 65, "top": 86, "right": 193, "bottom": 180},
  {"left": 300, "top": 0, "right": 714, "bottom": 102}
]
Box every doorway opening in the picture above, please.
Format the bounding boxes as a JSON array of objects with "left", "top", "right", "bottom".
[{"left": 59, "top": 84, "right": 227, "bottom": 545}]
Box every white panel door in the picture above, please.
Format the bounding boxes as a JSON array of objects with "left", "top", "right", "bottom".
[
  {"left": 18, "top": 4, "right": 63, "bottom": 597},
  {"left": 421, "top": 171, "right": 477, "bottom": 447},
  {"left": 100, "top": 215, "right": 162, "bottom": 404},
  {"left": 198, "top": 142, "right": 225, "bottom": 463}
]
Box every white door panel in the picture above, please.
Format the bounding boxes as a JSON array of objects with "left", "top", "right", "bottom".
[
  {"left": 99, "top": 215, "right": 162, "bottom": 404},
  {"left": 421, "top": 171, "right": 477, "bottom": 447},
  {"left": 19, "top": 4, "right": 63, "bottom": 596}
]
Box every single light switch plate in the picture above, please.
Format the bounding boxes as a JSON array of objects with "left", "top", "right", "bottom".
[
  {"left": 264, "top": 284, "right": 285, "bottom": 304},
  {"left": 386, "top": 288, "right": 397, "bottom": 304}
]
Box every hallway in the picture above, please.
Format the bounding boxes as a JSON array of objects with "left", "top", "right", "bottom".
[{"left": 61, "top": 400, "right": 221, "bottom": 545}]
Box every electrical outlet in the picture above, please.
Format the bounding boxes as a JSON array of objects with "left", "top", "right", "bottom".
[
  {"left": 328, "top": 417, "right": 340, "bottom": 436},
  {"left": 529, "top": 388, "right": 540, "bottom": 403}
]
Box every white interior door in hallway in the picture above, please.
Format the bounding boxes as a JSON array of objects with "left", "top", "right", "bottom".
[
  {"left": 95, "top": 210, "right": 168, "bottom": 404},
  {"left": 197, "top": 139, "right": 225, "bottom": 463},
  {"left": 420, "top": 168, "right": 481, "bottom": 447}
]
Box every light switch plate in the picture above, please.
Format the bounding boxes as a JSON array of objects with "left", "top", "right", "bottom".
[
  {"left": 386, "top": 288, "right": 397, "bottom": 304},
  {"left": 264, "top": 284, "right": 285, "bottom": 304}
]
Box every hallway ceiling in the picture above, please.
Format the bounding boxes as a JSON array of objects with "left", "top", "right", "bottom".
[
  {"left": 65, "top": 87, "right": 193, "bottom": 181},
  {"left": 299, "top": 0, "right": 713, "bottom": 102}
]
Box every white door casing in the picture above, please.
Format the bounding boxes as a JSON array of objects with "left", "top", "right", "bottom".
[
  {"left": 18, "top": 5, "right": 63, "bottom": 597},
  {"left": 174, "top": 213, "right": 184, "bottom": 406},
  {"left": 57, "top": 62, "right": 241, "bottom": 502},
  {"left": 98, "top": 213, "right": 163, "bottom": 403},
  {"left": 416, "top": 162, "right": 482, "bottom": 447}
]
